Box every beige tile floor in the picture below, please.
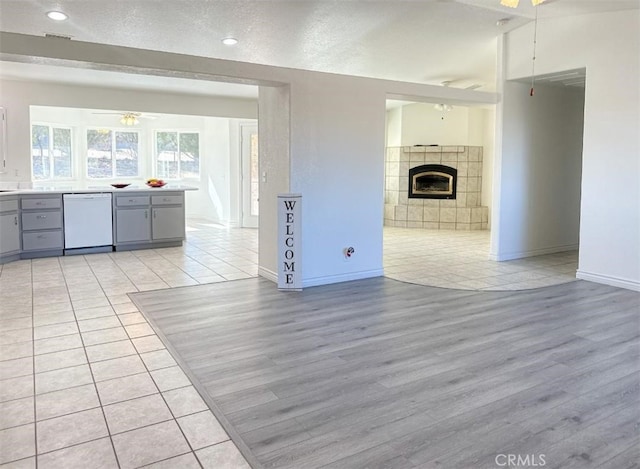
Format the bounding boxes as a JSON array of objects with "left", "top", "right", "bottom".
[
  {"left": 0, "top": 220, "right": 256, "bottom": 469},
  {"left": 0, "top": 222, "right": 577, "bottom": 468},
  {"left": 384, "top": 227, "right": 578, "bottom": 290}
]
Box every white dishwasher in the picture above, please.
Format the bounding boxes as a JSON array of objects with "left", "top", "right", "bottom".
[{"left": 63, "top": 193, "right": 113, "bottom": 251}]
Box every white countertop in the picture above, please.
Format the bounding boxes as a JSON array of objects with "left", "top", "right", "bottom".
[{"left": 0, "top": 185, "right": 198, "bottom": 196}]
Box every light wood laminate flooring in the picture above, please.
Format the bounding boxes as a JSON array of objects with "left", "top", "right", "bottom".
[{"left": 131, "top": 277, "right": 640, "bottom": 469}]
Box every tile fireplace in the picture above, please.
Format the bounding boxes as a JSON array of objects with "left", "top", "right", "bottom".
[{"left": 384, "top": 146, "right": 488, "bottom": 230}]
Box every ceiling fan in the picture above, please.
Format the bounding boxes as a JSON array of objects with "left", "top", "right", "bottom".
[
  {"left": 91, "top": 111, "right": 158, "bottom": 126},
  {"left": 500, "top": 0, "right": 546, "bottom": 7}
]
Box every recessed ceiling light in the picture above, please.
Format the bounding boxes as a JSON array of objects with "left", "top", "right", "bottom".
[
  {"left": 46, "top": 11, "right": 68, "bottom": 21},
  {"left": 221, "top": 37, "right": 238, "bottom": 46}
]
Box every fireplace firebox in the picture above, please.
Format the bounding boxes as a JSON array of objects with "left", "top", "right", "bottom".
[{"left": 408, "top": 164, "right": 457, "bottom": 199}]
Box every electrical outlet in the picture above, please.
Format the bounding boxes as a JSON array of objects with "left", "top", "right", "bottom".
[{"left": 343, "top": 247, "right": 355, "bottom": 261}]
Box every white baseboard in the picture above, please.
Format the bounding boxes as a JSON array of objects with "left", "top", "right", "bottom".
[
  {"left": 258, "top": 267, "right": 278, "bottom": 283},
  {"left": 576, "top": 270, "right": 640, "bottom": 292},
  {"left": 302, "top": 269, "right": 384, "bottom": 288},
  {"left": 258, "top": 267, "right": 384, "bottom": 288},
  {"left": 489, "top": 244, "right": 579, "bottom": 262}
]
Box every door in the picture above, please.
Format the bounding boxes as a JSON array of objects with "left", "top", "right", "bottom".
[
  {"left": 0, "top": 213, "right": 20, "bottom": 254},
  {"left": 241, "top": 124, "right": 259, "bottom": 228},
  {"left": 152, "top": 207, "right": 185, "bottom": 240},
  {"left": 116, "top": 209, "right": 150, "bottom": 243}
]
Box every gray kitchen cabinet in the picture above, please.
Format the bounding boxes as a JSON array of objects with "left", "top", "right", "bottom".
[
  {"left": 20, "top": 195, "right": 64, "bottom": 258},
  {"left": 114, "top": 193, "right": 151, "bottom": 245},
  {"left": 21, "top": 211, "right": 63, "bottom": 231},
  {"left": 150, "top": 192, "right": 185, "bottom": 242},
  {"left": 0, "top": 213, "right": 20, "bottom": 254},
  {"left": 22, "top": 231, "right": 64, "bottom": 251},
  {"left": 0, "top": 197, "right": 20, "bottom": 261},
  {"left": 115, "top": 207, "right": 151, "bottom": 243},
  {"left": 1, "top": 188, "right": 190, "bottom": 264},
  {"left": 113, "top": 191, "right": 184, "bottom": 249},
  {"left": 152, "top": 206, "right": 185, "bottom": 240}
]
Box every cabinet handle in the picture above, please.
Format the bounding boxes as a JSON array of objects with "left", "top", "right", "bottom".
[
  {"left": 144, "top": 210, "right": 148, "bottom": 219},
  {"left": 129, "top": 199, "right": 135, "bottom": 202},
  {"left": 36, "top": 215, "right": 47, "bottom": 219},
  {"left": 14, "top": 216, "right": 18, "bottom": 226},
  {"left": 153, "top": 209, "right": 157, "bottom": 219},
  {"left": 163, "top": 198, "right": 170, "bottom": 202},
  {"left": 35, "top": 202, "right": 44, "bottom": 206},
  {"left": 37, "top": 235, "right": 46, "bottom": 239}
]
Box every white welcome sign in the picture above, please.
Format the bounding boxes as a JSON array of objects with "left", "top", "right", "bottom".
[{"left": 277, "top": 194, "right": 302, "bottom": 291}]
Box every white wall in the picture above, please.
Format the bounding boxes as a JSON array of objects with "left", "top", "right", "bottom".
[
  {"left": 481, "top": 107, "right": 496, "bottom": 227},
  {"left": 200, "top": 117, "right": 231, "bottom": 223},
  {"left": 494, "top": 81, "right": 584, "bottom": 260},
  {"left": 0, "top": 79, "right": 257, "bottom": 224},
  {"left": 385, "top": 106, "right": 402, "bottom": 147},
  {"left": 467, "top": 107, "right": 485, "bottom": 147},
  {"left": 504, "top": 9, "right": 640, "bottom": 290},
  {"left": 397, "top": 103, "right": 480, "bottom": 146},
  {"left": 257, "top": 85, "right": 290, "bottom": 280},
  {"left": 289, "top": 74, "right": 386, "bottom": 286}
]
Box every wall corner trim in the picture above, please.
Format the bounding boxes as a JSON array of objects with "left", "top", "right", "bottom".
[
  {"left": 302, "top": 269, "right": 384, "bottom": 288},
  {"left": 489, "top": 243, "right": 579, "bottom": 262},
  {"left": 576, "top": 270, "right": 640, "bottom": 292},
  {"left": 258, "top": 267, "right": 278, "bottom": 283}
]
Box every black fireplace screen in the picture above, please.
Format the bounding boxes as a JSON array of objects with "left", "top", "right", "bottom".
[{"left": 408, "top": 164, "right": 457, "bottom": 199}]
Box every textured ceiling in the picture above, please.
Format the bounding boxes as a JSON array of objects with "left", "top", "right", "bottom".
[{"left": 0, "top": 0, "right": 637, "bottom": 97}]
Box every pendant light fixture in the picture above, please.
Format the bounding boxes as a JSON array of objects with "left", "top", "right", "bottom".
[{"left": 500, "top": 0, "right": 546, "bottom": 7}]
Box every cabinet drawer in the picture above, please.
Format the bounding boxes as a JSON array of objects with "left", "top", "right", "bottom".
[
  {"left": 22, "top": 230, "right": 63, "bottom": 251},
  {"left": 21, "top": 197, "right": 62, "bottom": 210},
  {"left": 151, "top": 195, "right": 183, "bottom": 206},
  {"left": 22, "top": 211, "right": 63, "bottom": 231},
  {"left": 116, "top": 196, "right": 150, "bottom": 207},
  {"left": 0, "top": 199, "right": 18, "bottom": 212}
]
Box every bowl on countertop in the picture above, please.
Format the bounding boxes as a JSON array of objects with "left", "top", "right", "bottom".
[
  {"left": 146, "top": 181, "right": 167, "bottom": 188},
  {"left": 111, "top": 183, "right": 131, "bottom": 189}
]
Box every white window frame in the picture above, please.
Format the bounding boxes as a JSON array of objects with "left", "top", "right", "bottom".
[
  {"left": 153, "top": 130, "right": 201, "bottom": 181},
  {"left": 86, "top": 127, "right": 141, "bottom": 179},
  {"left": 31, "top": 123, "right": 74, "bottom": 181}
]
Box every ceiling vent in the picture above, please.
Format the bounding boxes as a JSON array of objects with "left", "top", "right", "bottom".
[{"left": 44, "top": 33, "right": 72, "bottom": 40}]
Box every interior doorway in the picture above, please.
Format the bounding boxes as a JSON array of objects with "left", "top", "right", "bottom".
[
  {"left": 382, "top": 87, "right": 583, "bottom": 291},
  {"left": 241, "top": 123, "right": 259, "bottom": 228}
]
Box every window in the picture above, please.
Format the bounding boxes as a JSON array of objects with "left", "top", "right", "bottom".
[
  {"left": 155, "top": 131, "right": 200, "bottom": 179},
  {"left": 87, "top": 129, "right": 139, "bottom": 178},
  {"left": 31, "top": 125, "right": 72, "bottom": 180}
]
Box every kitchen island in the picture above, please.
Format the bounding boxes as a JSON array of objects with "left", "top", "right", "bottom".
[{"left": 0, "top": 185, "right": 196, "bottom": 264}]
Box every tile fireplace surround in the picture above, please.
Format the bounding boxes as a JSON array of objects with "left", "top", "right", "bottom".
[{"left": 384, "top": 146, "right": 489, "bottom": 230}]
